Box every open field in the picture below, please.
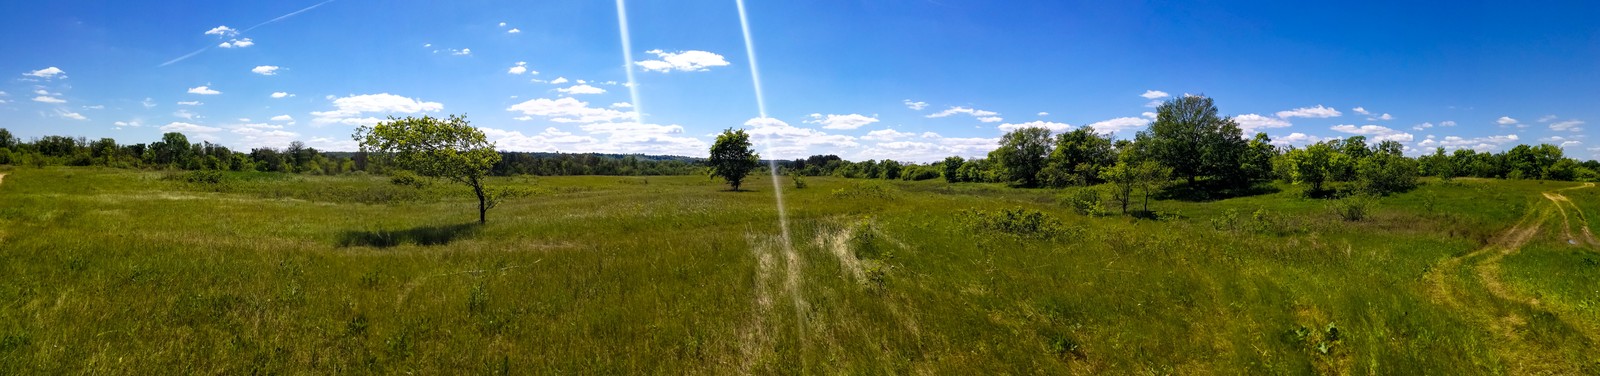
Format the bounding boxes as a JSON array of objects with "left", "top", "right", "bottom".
[{"left": 2, "top": 167, "right": 1598, "bottom": 374}]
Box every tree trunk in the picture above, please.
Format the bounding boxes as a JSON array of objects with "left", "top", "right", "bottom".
[{"left": 473, "top": 177, "right": 488, "bottom": 224}]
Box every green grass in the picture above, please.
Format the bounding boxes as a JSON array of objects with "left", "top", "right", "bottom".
[{"left": 1, "top": 167, "right": 1597, "bottom": 373}]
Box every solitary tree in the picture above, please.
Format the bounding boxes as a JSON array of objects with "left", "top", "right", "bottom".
[
  {"left": 354, "top": 114, "right": 503, "bottom": 223},
  {"left": 1145, "top": 95, "right": 1244, "bottom": 185},
  {"left": 708, "top": 128, "right": 760, "bottom": 191},
  {"left": 990, "top": 127, "right": 1054, "bottom": 187},
  {"left": 942, "top": 156, "right": 965, "bottom": 183}
]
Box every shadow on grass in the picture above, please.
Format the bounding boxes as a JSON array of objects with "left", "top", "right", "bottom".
[
  {"left": 337, "top": 223, "right": 481, "bottom": 248},
  {"left": 1157, "top": 180, "right": 1280, "bottom": 202}
]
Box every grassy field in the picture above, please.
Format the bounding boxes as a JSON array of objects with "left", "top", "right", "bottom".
[{"left": 1, "top": 166, "right": 1597, "bottom": 374}]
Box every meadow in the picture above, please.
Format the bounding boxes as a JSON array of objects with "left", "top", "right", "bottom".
[{"left": 1, "top": 166, "right": 1597, "bottom": 374}]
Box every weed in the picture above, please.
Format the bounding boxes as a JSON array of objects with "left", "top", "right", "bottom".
[
  {"left": 1328, "top": 195, "right": 1375, "bottom": 221},
  {"left": 959, "top": 207, "right": 1069, "bottom": 239}
]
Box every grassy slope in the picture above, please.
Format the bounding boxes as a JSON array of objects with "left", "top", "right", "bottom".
[{"left": 0, "top": 167, "right": 1596, "bottom": 374}]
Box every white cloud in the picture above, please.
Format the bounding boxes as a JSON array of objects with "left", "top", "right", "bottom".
[
  {"left": 270, "top": 92, "right": 294, "bottom": 99},
  {"left": 634, "top": 49, "right": 731, "bottom": 72},
  {"left": 507, "top": 61, "right": 534, "bottom": 75},
  {"left": 160, "top": 122, "right": 220, "bottom": 133},
  {"left": 204, "top": 25, "right": 238, "bottom": 37},
  {"left": 926, "top": 106, "right": 998, "bottom": 119},
  {"left": 177, "top": 101, "right": 202, "bottom": 106},
  {"left": 741, "top": 117, "right": 859, "bottom": 158},
  {"left": 230, "top": 124, "right": 300, "bottom": 149},
  {"left": 978, "top": 116, "right": 1004, "bottom": 123},
  {"left": 306, "top": 137, "right": 358, "bottom": 151},
  {"left": 271, "top": 114, "right": 295, "bottom": 123},
  {"left": 1329, "top": 124, "right": 1413, "bottom": 142},
  {"left": 1538, "top": 115, "right": 1558, "bottom": 123},
  {"left": 218, "top": 38, "right": 254, "bottom": 48},
  {"left": 507, "top": 28, "right": 521, "bottom": 34},
  {"left": 498, "top": 22, "right": 507, "bottom": 27},
  {"left": 556, "top": 84, "right": 606, "bottom": 95},
  {"left": 804, "top": 113, "right": 880, "bottom": 130},
  {"left": 33, "top": 96, "right": 66, "bottom": 103},
  {"left": 610, "top": 102, "right": 633, "bottom": 109},
  {"left": 482, "top": 127, "right": 600, "bottom": 152},
  {"left": 187, "top": 86, "right": 221, "bottom": 95},
  {"left": 506, "top": 97, "right": 632, "bottom": 123},
  {"left": 439, "top": 48, "right": 471, "bottom": 56},
  {"left": 1412, "top": 122, "right": 1435, "bottom": 131},
  {"left": 55, "top": 109, "right": 87, "bottom": 120},
  {"left": 312, "top": 93, "right": 444, "bottom": 126},
  {"left": 1142, "top": 111, "right": 1157, "bottom": 119},
  {"left": 23, "top": 67, "right": 66, "bottom": 79},
  {"left": 1141, "top": 90, "right": 1170, "bottom": 100},
  {"left": 1272, "top": 132, "right": 1328, "bottom": 146},
  {"left": 549, "top": 77, "right": 569, "bottom": 84},
  {"left": 997, "top": 120, "right": 1071, "bottom": 132},
  {"left": 82, "top": 105, "right": 104, "bottom": 110},
  {"left": 33, "top": 89, "right": 49, "bottom": 95},
  {"left": 1276, "top": 105, "right": 1342, "bottom": 119},
  {"left": 903, "top": 99, "right": 928, "bottom": 110},
  {"left": 1234, "top": 113, "right": 1291, "bottom": 133},
  {"left": 856, "top": 132, "right": 999, "bottom": 162},
  {"left": 172, "top": 109, "right": 198, "bottom": 120},
  {"left": 142, "top": 98, "right": 156, "bottom": 108},
  {"left": 1086, "top": 117, "right": 1149, "bottom": 133},
  {"left": 1037, "top": 112, "right": 1049, "bottom": 116},
  {"left": 1440, "top": 120, "right": 1457, "bottom": 127},
  {"left": 113, "top": 121, "right": 141, "bottom": 128},
  {"left": 1496, "top": 116, "right": 1518, "bottom": 125},
  {"left": 861, "top": 128, "right": 919, "bottom": 142},
  {"left": 1417, "top": 134, "right": 1519, "bottom": 152},
  {"left": 251, "top": 65, "right": 280, "bottom": 75},
  {"left": 1352, "top": 107, "right": 1370, "bottom": 115},
  {"left": 1551, "top": 119, "right": 1585, "bottom": 132}
]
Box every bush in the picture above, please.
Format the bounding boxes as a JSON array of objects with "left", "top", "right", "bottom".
[
  {"left": 167, "top": 170, "right": 227, "bottom": 185},
  {"left": 389, "top": 171, "right": 429, "bottom": 188},
  {"left": 959, "top": 207, "right": 1072, "bottom": 239},
  {"left": 1060, "top": 187, "right": 1108, "bottom": 217},
  {"left": 791, "top": 174, "right": 807, "bottom": 189},
  {"left": 1328, "top": 195, "right": 1375, "bottom": 221}
]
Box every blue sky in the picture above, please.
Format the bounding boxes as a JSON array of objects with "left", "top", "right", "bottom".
[{"left": 2, "top": 0, "right": 1597, "bottom": 162}]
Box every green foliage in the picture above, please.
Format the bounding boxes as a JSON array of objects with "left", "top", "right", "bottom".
[
  {"left": 989, "top": 127, "right": 1054, "bottom": 187},
  {"left": 168, "top": 170, "right": 228, "bottom": 185},
  {"left": 707, "top": 128, "right": 760, "bottom": 191},
  {"left": 790, "top": 173, "right": 807, "bottom": 189},
  {"left": 1328, "top": 195, "right": 1376, "bottom": 221},
  {"left": 958, "top": 207, "right": 1070, "bottom": 239},
  {"left": 389, "top": 170, "right": 429, "bottom": 188},
  {"left": 1144, "top": 95, "right": 1247, "bottom": 185},
  {"left": 1356, "top": 152, "right": 1419, "bottom": 195},
  {"left": 1061, "top": 187, "right": 1108, "bottom": 217},
  {"left": 1041, "top": 127, "right": 1116, "bottom": 187},
  {"left": 354, "top": 114, "right": 502, "bottom": 223},
  {"left": 942, "top": 156, "right": 965, "bottom": 183}
]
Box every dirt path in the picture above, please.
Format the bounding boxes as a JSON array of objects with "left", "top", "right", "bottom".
[
  {"left": 0, "top": 173, "right": 7, "bottom": 186},
  {"left": 1423, "top": 182, "right": 1599, "bottom": 373}
]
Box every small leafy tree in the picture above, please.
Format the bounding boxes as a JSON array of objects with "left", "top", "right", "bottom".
[
  {"left": 942, "top": 156, "right": 965, "bottom": 183},
  {"left": 990, "top": 127, "right": 1054, "bottom": 187},
  {"left": 354, "top": 114, "right": 502, "bottom": 223},
  {"left": 708, "top": 128, "right": 760, "bottom": 191}
]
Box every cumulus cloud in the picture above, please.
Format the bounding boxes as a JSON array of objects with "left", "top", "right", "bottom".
[
  {"left": 804, "top": 113, "right": 879, "bottom": 130},
  {"left": 741, "top": 117, "right": 859, "bottom": 158},
  {"left": 1538, "top": 115, "right": 1558, "bottom": 123},
  {"left": 312, "top": 93, "right": 444, "bottom": 126},
  {"left": 33, "top": 96, "right": 66, "bottom": 103},
  {"left": 860, "top": 128, "right": 919, "bottom": 142},
  {"left": 481, "top": 127, "right": 599, "bottom": 152},
  {"left": 270, "top": 92, "right": 294, "bottom": 99},
  {"left": 1496, "top": 116, "right": 1518, "bottom": 125},
  {"left": 1551, "top": 119, "right": 1584, "bottom": 132},
  {"left": 548, "top": 77, "right": 570, "bottom": 85},
  {"left": 251, "top": 65, "right": 280, "bottom": 75},
  {"left": 218, "top": 38, "right": 254, "bottom": 48},
  {"left": 271, "top": 114, "right": 295, "bottom": 123},
  {"left": 903, "top": 100, "right": 928, "bottom": 111},
  {"left": 113, "top": 121, "right": 141, "bottom": 128},
  {"left": 1141, "top": 90, "right": 1170, "bottom": 99},
  {"left": 187, "top": 85, "right": 221, "bottom": 95},
  {"left": 172, "top": 109, "right": 199, "bottom": 120},
  {"left": 177, "top": 101, "right": 202, "bottom": 106},
  {"left": 142, "top": 98, "right": 156, "bottom": 108},
  {"left": 1330, "top": 124, "right": 1413, "bottom": 142},
  {"left": 23, "top": 67, "right": 66, "bottom": 79},
  {"left": 634, "top": 49, "right": 730, "bottom": 72},
  {"left": 1085, "top": 117, "right": 1149, "bottom": 133},
  {"left": 1276, "top": 105, "right": 1342, "bottom": 119},
  {"left": 1352, "top": 107, "right": 1370, "bottom": 115},
  {"left": 1037, "top": 112, "right": 1049, "bottom": 116},
  {"left": 1272, "top": 132, "right": 1328, "bottom": 146},
  {"left": 507, "top": 28, "right": 521, "bottom": 34},
  {"left": 1370, "top": 113, "right": 1393, "bottom": 121},
  {"left": 506, "top": 97, "right": 632, "bottom": 123},
  {"left": 997, "top": 120, "right": 1071, "bottom": 132},
  {"left": 1234, "top": 113, "right": 1291, "bottom": 133},
  {"left": 508, "top": 61, "right": 534, "bottom": 75},
  {"left": 204, "top": 25, "right": 238, "bottom": 37},
  {"left": 231, "top": 124, "right": 300, "bottom": 149},
  {"left": 610, "top": 102, "right": 633, "bottom": 109},
  {"left": 1417, "top": 134, "right": 1519, "bottom": 152},
  {"left": 161, "top": 122, "right": 220, "bottom": 133},
  {"left": 55, "top": 109, "right": 87, "bottom": 120},
  {"left": 556, "top": 84, "right": 606, "bottom": 95},
  {"left": 856, "top": 132, "right": 999, "bottom": 162}
]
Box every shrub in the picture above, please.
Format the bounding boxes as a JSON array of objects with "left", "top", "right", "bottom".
[
  {"left": 389, "top": 170, "right": 429, "bottom": 188},
  {"left": 1328, "top": 195, "right": 1375, "bottom": 221},
  {"left": 165, "top": 170, "right": 227, "bottom": 185},
  {"left": 959, "top": 207, "right": 1071, "bottom": 239},
  {"left": 1061, "top": 187, "right": 1107, "bottom": 217},
  {"left": 791, "top": 174, "right": 808, "bottom": 189}
]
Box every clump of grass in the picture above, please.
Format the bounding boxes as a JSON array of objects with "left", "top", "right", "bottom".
[
  {"left": 1060, "top": 187, "right": 1108, "bottom": 217},
  {"left": 1328, "top": 195, "right": 1375, "bottom": 221}
]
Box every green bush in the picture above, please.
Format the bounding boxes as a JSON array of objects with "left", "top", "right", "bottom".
[
  {"left": 1060, "top": 187, "right": 1107, "bottom": 217},
  {"left": 791, "top": 174, "right": 807, "bottom": 189},
  {"left": 959, "top": 207, "right": 1071, "bottom": 239},
  {"left": 1328, "top": 195, "right": 1375, "bottom": 221},
  {"left": 166, "top": 170, "right": 227, "bottom": 185},
  {"left": 389, "top": 171, "right": 429, "bottom": 188}
]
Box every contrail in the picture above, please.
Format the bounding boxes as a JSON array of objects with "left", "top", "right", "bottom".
[
  {"left": 615, "top": 0, "right": 643, "bottom": 124},
  {"left": 159, "top": 0, "right": 337, "bottom": 67}
]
